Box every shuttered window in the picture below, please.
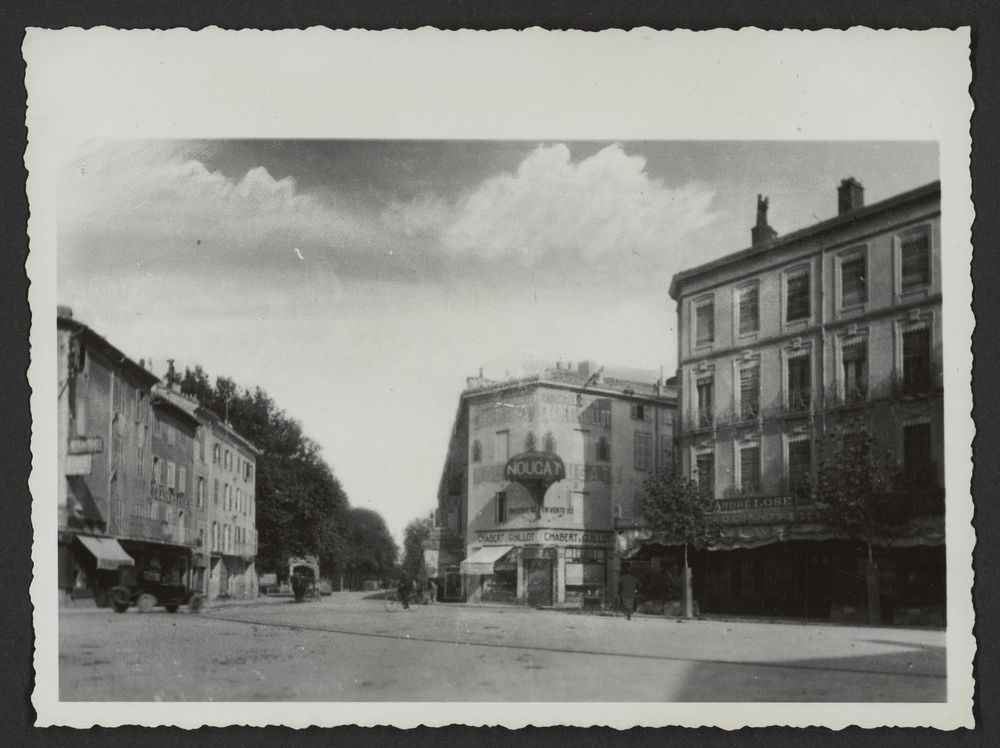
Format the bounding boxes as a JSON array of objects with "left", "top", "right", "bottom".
[
  {"left": 786, "top": 272, "right": 811, "bottom": 322},
  {"left": 739, "top": 444, "right": 760, "bottom": 494},
  {"left": 901, "top": 231, "right": 930, "bottom": 292},
  {"left": 739, "top": 364, "right": 760, "bottom": 420},
  {"left": 788, "top": 440, "right": 812, "bottom": 500},
  {"left": 841, "top": 255, "right": 867, "bottom": 307},
  {"left": 696, "top": 452, "right": 714, "bottom": 495},
  {"left": 902, "top": 328, "right": 931, "bottom": 392},
  {"left": 842, "top": 340, "right": 868, "bottom": 400},
  {"left": 634, "top": 432, "right": 652, "bottom": 471},
  {"left": 738, "top": 285, "right": 759, "bottom": 334},
  {"left": 787, "top": 355, "right": 811, "bottom": 410},
  {"left": 696, "top": 378, "right": 714, "bottom": 426},
  {"left": 695, "top": 301, "right": 714, "bottom": 345}
]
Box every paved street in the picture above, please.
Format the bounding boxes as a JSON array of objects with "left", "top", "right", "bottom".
[{"left": 59, "top": 592, "right": 946, "bottom": 702}]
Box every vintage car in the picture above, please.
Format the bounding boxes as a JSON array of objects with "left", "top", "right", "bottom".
[{"left": 109, "top": 565, "right": 203, "bottom": 614}]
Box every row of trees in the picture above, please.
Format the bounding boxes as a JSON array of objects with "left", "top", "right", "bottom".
[
  {"left": 180, "top": 366, "right": 399, "bottom": 585},
  {"left": 642, "top": 431, "right": 928, "bottom": 623}
]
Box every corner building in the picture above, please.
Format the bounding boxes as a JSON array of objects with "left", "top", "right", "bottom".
[
  {"left": 428, "top": 362, "right": 677, "bottom": 607},
  {"left": 668, "top": 179, "right": 944, "bottom": 624}
]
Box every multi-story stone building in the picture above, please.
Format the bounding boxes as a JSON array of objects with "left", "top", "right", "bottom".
[
  {"left": 57, "top": 308, "right": 258, "bottom": 605},
  {"left": 667, "top": 179, "right": 944, "bottom": 623},
  {"left": 57, "top": 309, "right": 203, "bottom": 603},
  {"left": 201, "top": 407, "right": 260, "bottom": 600},
  {"left": 427, "top": 362, "right": 677, "bottom": 607}
]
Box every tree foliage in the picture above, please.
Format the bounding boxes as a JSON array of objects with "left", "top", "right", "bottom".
[
  {"left": 180, "top": 365, "right": 394, "bottom": 580},
  {"left": 814, "top": 430, "right": 908, "bottom": 548},
  {"left": 641, "top": 469, "right": 715, "bottom": 549},
  {"left": 401, "top": 516, "right": 433, "bottom": 579}
]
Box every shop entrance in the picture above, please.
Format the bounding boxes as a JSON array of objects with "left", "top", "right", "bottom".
[{"left": 525, "top": 558, "right": 553, "bottom": 607}]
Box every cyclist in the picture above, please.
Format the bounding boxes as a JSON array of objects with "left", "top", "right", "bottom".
[{"left": 397, "top": 573, "right": 414, "bottom": 610}]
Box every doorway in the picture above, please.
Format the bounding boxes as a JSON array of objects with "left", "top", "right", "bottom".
[{"left": 525, "top": 558, "right": 553, "bottom": 607}]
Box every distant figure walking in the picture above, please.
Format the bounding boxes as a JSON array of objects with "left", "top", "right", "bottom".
[
  {"left": 618, "top": 564, "right": 640, "bottom": 621},
  {"left": 426, "top": 578, "right": 438, "bottom": 605}
]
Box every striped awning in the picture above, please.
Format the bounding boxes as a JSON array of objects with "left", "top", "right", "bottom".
[
  {"left": 460, "top": 546, "right": 513, "bottom": 575},
  {"left": 77, "top": 535, "right": 135, "bottom": 570}
]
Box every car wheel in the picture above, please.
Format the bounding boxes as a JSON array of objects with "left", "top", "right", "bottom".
[
  {"left": 188, "top": 594, "right": 204, "bottom": 613},
  {"left": 110, "top": 586, "right": 130, "bottom": 613},
  {"left": 137, "top": 593, "right": 157, "bottom": 613}
]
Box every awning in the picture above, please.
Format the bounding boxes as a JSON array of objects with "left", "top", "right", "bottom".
[
  {"left": 77, "top": 536, "right": 135, "bottom": 570},
  {"left": 460, "top": 546, "right": 514, "bottom": 575}
]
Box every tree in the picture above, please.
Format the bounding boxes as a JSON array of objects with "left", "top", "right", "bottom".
[
  {"left": 340, "top": 508, "right": 399, "bottom": 586},
  {"left": 814, "top": 430, "right": 907, "bottom": 625},
  {"left": 641, "top": 468, "right": 715, "bottom": 618},
  {"left": 401, "top": 516, "right": 433, "bottom": 579}
]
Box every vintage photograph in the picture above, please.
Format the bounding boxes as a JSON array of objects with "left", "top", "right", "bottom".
[{"left": 25, "top": 28, "right": 974, "bottom": 728}]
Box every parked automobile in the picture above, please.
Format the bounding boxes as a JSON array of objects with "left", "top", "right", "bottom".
[
  {"left": 288, "top": 557, "right": 321, "bottom": 602},
  {"left": 258, "top": 572, "right": 279, "bottom": 596},
  {"left": 109, "top": 566, "right": 203, "bottom": 614}
]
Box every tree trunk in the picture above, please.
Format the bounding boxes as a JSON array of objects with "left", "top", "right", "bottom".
[
  {"left": 682, "top": 543, "right": 695, "bottom": 619},
  {"left": 865, "top": 542, "right": 881, "bottom": 625}
]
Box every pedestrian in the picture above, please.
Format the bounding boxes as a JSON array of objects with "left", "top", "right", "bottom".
[
  {"left": 426, "top": 577, "right": 438, "bottom": 605},
  {"left": 618, "top": 563, "right": 640, "bottom": 621},
  {"left": 397, "top": 574, "right": 413, "bottom": 610}
]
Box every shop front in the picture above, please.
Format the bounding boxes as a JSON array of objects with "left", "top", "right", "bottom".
[
  {"left": 58, "top": 532, "right": 136, "bottom": 605},
  {"left": 461, "top": 528, "right": 613, "bottom": 607}
]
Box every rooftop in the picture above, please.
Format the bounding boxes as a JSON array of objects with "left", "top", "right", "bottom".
[
  {"left": 462, "top": 361, "right": 677, "bottom": 403},
  {"left": 668, "top": 179, "right": 941, "bottom": 300}
]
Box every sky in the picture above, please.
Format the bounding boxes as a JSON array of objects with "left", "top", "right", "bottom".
[{"left": 56, "top": 140, "right": 939, "bottom": 543}]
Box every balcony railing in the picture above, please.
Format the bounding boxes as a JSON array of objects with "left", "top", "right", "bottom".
[
  {"left": 122, "top": 515, "right": 201, "bottom": 548},
  {"left": 892, "top": 366, "right": 940, "bottom": 399},
  {"left": 783, "top": 387, "right": 812, "bottom": 415}
]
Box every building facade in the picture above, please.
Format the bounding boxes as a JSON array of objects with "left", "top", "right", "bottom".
[
  {"left": 57, "top": 308, "right": 259, "bottom": 605},
  {"left": 202, "top": 408, "right": 260, "bottom": 600},
  {"left": 427, "top": 362, "right": 677, "bottom": 607},
  {"left": 667, "top": 179, "right": 944, "bottom": 623}
]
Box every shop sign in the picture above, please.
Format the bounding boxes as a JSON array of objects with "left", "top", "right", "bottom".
[
  {"left": 69, "top": 436, "right": 104, "bottom": 455},
  {"left": 474, "top": 461, "right": 610, "bottom": 486},
  {"left": 475, "top": 529, "right": 612, "bottom": 546},
  {"left": 65, "top": 453, "right": 93, "bottom": 476},
  {"left": 505, "top": 452, "right": 565, "bottom": 484},
  {"left": 712, "top": 496, "right": 794, "bottom": 513}
]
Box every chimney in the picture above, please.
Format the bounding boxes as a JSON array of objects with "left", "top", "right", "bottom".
[
  {"left": 751, "top": 194, "right": 778, "bottom": 247},
  {"left": 837, "top": 177, "right": 865, "bottom": 215},
  {"left": 166, "top": 358, "right": 181, "bottom": 392}
]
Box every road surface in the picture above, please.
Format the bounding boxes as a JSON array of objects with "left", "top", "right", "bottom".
[{"left": 58, "top": 591, "right": 946, "bottom": 701}]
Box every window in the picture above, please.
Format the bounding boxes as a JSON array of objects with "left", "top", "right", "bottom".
[
  {"left": 842, "top": 339, "right": 868, "bottom": 401},
  {"left": 695, "top": 299, "right": 714, "bottom": 346},
  {"left": 786, "top": 354, "right": 811, "bottom": 411},
  {"left": 471, "top": 439, "right": 482, "bottom": 463},
  {"left": 739, "top": 363, "right": 760, "bottom": 421},
  {"left": 136, "top": 445, "right": 145, "bottom": 478},
  {"left": 212, "top": 522, "right": 219, "bottom": 552},
  {"left": 903, "top": 423, "right": 934, "bottom": 487},
  {"left": 543, "top": 432, "right": 557, "bottom": 453},
  {"left": 596, "top": 436, "right": 610, "bottom": 462},
  {"left": 739, "top": 443, "right": 761, "bottom": 495},
  {"left": 659, "top": 434, "right": 672, "bottom": 470},
  {"left": 737, "top": 284, "right": 760, "bottom": 335},
  {"left": 840, "top": 254, "right": 867, "bottom": 307},
  {"left": 213, "top": 478, "right": 219, "bottom": 505},
  {"left": 900, "top": 228, "right": 931, "bottom": 293},
  {"left": 525, "top": 431, "right": 537, "bottom": 452},
  {"left": 178, "top": 466, "right": 187, "bottom": 495},
  {"left": 134, "top": 390, "right": 147, "bottom": 424},
  {"left": 213, "top": 444, "right": 220, "bottom": 464},
  {"left": 225, "top": 450, "right": 231, "bottom": 470},
  {"left": 634, "top": 432, "right": 652, "bottom": 471},
  {"left": 902, "top": 327, "right": 932, "bottom": 394},
  {"left": 495, "top": 431, "right": 509, "bottom": 462},
  {"left": 198, "top": 430, "right": 205, "bottom": 462},
  {"left": 166, "top": 423, "right": 176, "bottom": 446},
  {"left": 786, "top": 270, "right": 811, "bottom": 322},
  {"left": 631, "top": 403, "right": 645, "bottom": 421},
  {"left": 696, "top": 377, "right": 714, "bottom": 427},
  {"left": 788, "top": 438, "right": 812, "bottom": 500},
  {"left": 166, "top": 461, "right": 176, "bottom": 490},
  {"left": 695, "top": 452, "right": 714, "bottom": 496},
  {"left": 197, "top": 477, "right": 205, "bottom": 508},
  {"left": 496, "top": 491, "right": 508, "bottom": 523}
]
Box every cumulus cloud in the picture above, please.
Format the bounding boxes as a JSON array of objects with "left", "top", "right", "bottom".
[
  {"left": 383, "top": 143, "right": 718, "bottom": 267},
  {"left": 58, "top": 140, "right": 374, "bottom": 276}
]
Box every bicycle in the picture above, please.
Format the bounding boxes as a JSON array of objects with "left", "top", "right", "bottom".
[{"left": 383, "top": 589, "right": 421, "bottom": 611}]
